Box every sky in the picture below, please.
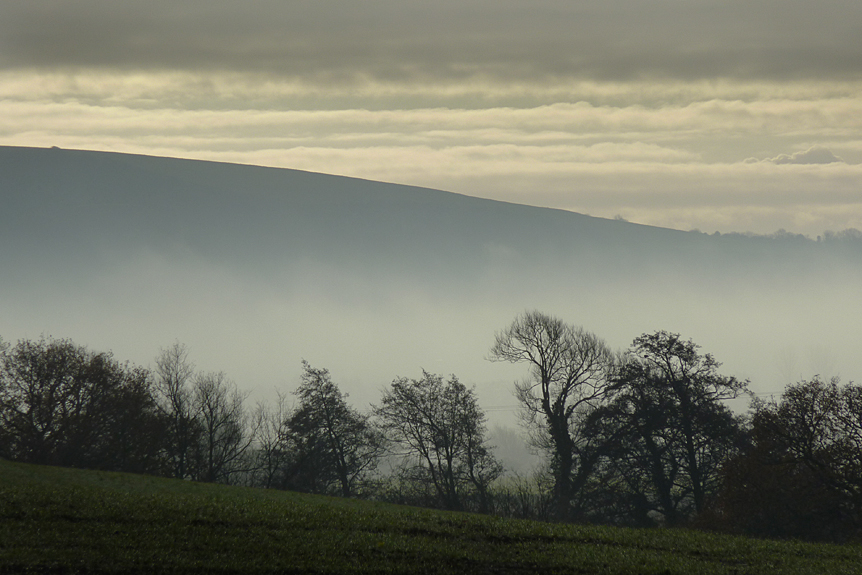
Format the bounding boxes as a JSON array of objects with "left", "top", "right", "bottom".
[{"left": 2, "top": 0, "right": 861, "bottom": 236}]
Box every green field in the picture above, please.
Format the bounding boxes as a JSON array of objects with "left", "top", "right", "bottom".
[{"left": 1, "top": 459, "right": 859, "bottom": 574}]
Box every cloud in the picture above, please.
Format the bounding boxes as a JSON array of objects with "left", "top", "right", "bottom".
[
  {"left": 3, "top": 84, "right": 862, "bottom": 238},
  {"left": 2, "top": 0, "right": 862, "bottom": 240},
  {"left": 2, "top": 1, "right": 862, "bottom": 84},
  {"left": 766, "top": 146, "right": 844, "bottom": 165}
]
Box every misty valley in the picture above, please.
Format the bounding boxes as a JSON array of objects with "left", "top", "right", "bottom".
[{"left": 2, "top": 147, "right": 862, "bottom": 573}]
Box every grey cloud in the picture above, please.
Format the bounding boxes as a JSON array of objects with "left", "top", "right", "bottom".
[
  {"left": 768, "top": 146, "right": 844, "bottom": 165},
  {"left": 1, "top": 1, "right": 861, "bottom": 83}
]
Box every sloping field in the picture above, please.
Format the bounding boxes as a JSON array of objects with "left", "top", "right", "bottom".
[{"left": 1, "top": 459, "right": 860, "bottom": 574}]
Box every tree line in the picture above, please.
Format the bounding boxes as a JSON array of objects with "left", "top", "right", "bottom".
[{"left": 1, "top": 313, "right": 859, "bottom": 543}]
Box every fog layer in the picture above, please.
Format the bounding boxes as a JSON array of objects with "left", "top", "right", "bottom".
[{"left": 2, "top": 146, "right": 860, "bottom": 424}]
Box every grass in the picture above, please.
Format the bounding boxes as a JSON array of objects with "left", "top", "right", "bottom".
[{"left": 1, "top": 459, "right": 860, "bottom": 574}]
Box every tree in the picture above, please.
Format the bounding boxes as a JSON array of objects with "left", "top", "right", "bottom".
[
  {"left": 153, "top": 342, "right": 201, "bottom": 479},
  {"left": 593, "top": 331, "right": 748, "bottom": 525},
  {"left": 0, "top": 336, "right": 164, "bottom": 473},
  {"left": 248, "top": 393, "right": 293, "bottom": 489},
  {"left": 153, "top": 344, "right": 256, "bottom": 484},
  {"left": 715, "top": 376, "right": 862, "bottom": 541},
  {"left": 754, "top": 377, "right": 862, "bottom": 502},
  {"left": 76, "top": 356, "right": 166, "bottom": 474},
  {"left": 284, "top": 362, "right": 382, "bottom": 497},
  {"left": 489, "top": 311, "right": 614, "bottom": 520},
  {"left": 374, "top": 371, "right": 502, "bottom": 512},
  {"left": 193, "top": 371, "right": 252, "bottom": 483},
  {"left": 705, "top": 422, "right": 850, "bottom": 541}
]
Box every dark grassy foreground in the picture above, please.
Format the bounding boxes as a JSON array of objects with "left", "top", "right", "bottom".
[{"left": 1, "top": 460, "right": 860, "bottom": 574}]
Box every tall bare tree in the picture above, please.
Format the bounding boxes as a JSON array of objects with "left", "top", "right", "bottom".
[
  {"left": 153, "top": 342, "right": 200, "bottom": 479},
  {"left": 489, "top": 311, "right": 615, "bottom": 520},
  {"left": 248, "top": 393, "right": 292, "bottom": 489},
  {"left": 194, "top": 371, "right": 252, "bottom": 484}
]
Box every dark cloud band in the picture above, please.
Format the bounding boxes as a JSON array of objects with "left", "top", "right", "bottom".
[{"left": 2, "top": 1, "right": 860, "bottom": 82}]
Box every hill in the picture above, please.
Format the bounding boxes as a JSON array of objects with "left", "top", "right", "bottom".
[
  {"left": 1, "top": 458, "right": 860, "bottom": 573},
  {"left": 1, "top": 145, "right": 860, "bottom": 413}
]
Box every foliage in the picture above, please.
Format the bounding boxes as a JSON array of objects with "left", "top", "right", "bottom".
[
  {"left": 754, "top": 376, "right": 862, "bottom": 505},
  {"left": 708, "top": 377, "right": 862, "bottom": 541},
  {"left": 4, "top": 329, "right": 861, "bottom": 543},
  {"left": 282, "top": 361, "right": 383, "bottom": 497},
  {"left": 0, "top": 336, "right": 165, "bottom": 473},
  {"left": 374, "top": 371, "right": 502, "bottom": 512},
  {"left": 589, "top": 331, "right": 749, "bottom": 526}
]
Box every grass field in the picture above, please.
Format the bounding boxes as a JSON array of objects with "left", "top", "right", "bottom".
[{"left": 1, "top": 459, "right": 860, "bottom": 574}]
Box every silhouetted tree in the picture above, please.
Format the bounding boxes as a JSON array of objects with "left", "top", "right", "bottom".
[
  {"left": 710, "top": 377, "right": 862, "bottom": 541},
  {"left": 284, "top": 362, "right": 382, "bottom": 497},
  {"left": 754, "top": 377, "right": 862, "bottom": 506},
  {"left": 591, "top": 332, "right": 748, "bottom": 526},
  {"left": 0, "top": 336, "right": 164, "bottom": 473},
  {"left": 489, "top": 311, "right": 615, "bottom": 521},
  {"left": 193, "top": 371, "right": 252, "bottom": 483},
  {"left": 248, "top": 393, "right": 293, "bottom": 489},
  {"left": 153, "top": 342, "right": 201, "bottom": 479},
  {"left": 374, "top": 371, "right": 502, "bottom": 512},
  {"left": 704, "top": 423, "right": 852, "bottom": 541}
]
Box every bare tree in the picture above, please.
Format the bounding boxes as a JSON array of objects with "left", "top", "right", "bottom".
[
  {"left": 248, "top": 392, "right": 292, "bottom": 489},
  {"left": 374, "top": 371, "right": 502, "bottom": 512},
  {"left": 193, "top": 371, "right": 252, "bottom": 484},
  {"left": 489, "top": 311, "right": 615, "bottom": 521},
  {"left": 153, "top": 342, "right": 200, "bottom": 479}
]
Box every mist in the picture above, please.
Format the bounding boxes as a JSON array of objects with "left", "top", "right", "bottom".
[{"left": 2, "top": 146, "right": 860, "bottom": 430}]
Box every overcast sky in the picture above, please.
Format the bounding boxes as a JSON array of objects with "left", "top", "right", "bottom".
[{"left": 2, "top": 0, "right": 861, "bottom": 235}]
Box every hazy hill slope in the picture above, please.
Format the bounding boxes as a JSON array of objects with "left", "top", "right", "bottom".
[
  {"left": 1, "top": 145, "right": 860, "bottom": 410},
  {"left": 3, "top": 145, "right": 853, "bottom": 290},
  {"left": 2, "top": 146, "right": 694, "bottom": 272}
]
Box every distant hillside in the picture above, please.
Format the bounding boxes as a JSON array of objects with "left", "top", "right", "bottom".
[
  {"left": 1, "top": 145, "right": 860, "bottom": 410},
  {"left": 6, "top": 146, "right": 855, "bottom": 279},
  {"left": 2, "top": 146, "right": 681, "bottom": 275}
]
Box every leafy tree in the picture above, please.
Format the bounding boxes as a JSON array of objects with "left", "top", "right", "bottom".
[
  {"left": 284, "top": 362, "right": 382, "bottom": 497},
  {"left": 374, "top": 371, "right": 502, "bottom": 511},
  {"left": 592, "top": 331, "right": 748, "bottom": 525},
  {"left": 489, "top": 311, "right": 614, "bottom": 520},
  {"left": 0, "top": 336, "right": 164, "bottom": 473},
  {"left": 705, "top": 423, "right": 851, "bottom": 541},
  {"left": 754, "top": 377, "right": 862, "bottom": 503}
]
